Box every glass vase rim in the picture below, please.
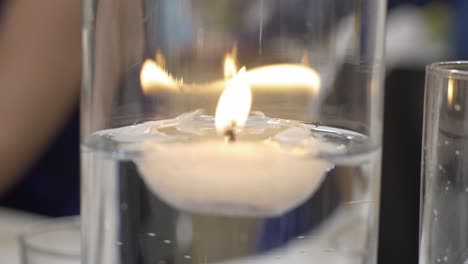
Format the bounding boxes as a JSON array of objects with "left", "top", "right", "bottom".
[{"left": 427, "top": 61, "right": 468, "bottom": 79}]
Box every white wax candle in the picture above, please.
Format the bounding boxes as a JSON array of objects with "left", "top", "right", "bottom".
[
  {"left": 137, "top": 140, "right": 332, "bottom": 217},
  {"left": 95, "top": 110, "right": 338, "bottom": 217}
]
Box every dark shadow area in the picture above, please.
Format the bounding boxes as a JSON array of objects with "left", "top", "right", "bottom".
[{"left": 378, "top": 69, "right": 425, "bottom": 264}]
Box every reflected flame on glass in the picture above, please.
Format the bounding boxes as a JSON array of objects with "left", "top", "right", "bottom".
[
  {"left": 447, "top": 78, "right": 454, "bottom": 107},
  {"left": 140, "top": 49, "right": 320, "bottom": 97},
  {"left": 155, "top": 50, "right": 167, "bottom": 68},
  {"left": 300, "top": 52, "right": 309, "bottom": 65},
  {"left": 246, "top": 64, "right": 321, "bottom": 94},
  {"left": 215, "top": 67, "right": 252, "bottom": 134},
  {"left": 140, "top": 59, "right": 180, "bottom": 94}
]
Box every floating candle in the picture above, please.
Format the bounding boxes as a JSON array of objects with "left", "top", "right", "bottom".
[
  {"left": 114, "top": 65, "right": 332, "bottom": 216},
  {"left": 137, "top": 139, "right": 332, "bottom": 216}
]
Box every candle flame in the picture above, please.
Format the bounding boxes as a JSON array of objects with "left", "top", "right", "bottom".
[
  {"left": 224, "top": 55, "right": 237, "bottom": 79},
  {"left": 215, "top": 67, "right": 252, "bottom": 134},
  {"left": 140, "top": 59, "right": 180, "bottom": 94},
  {"left": 246, "top": 64, "right": 320, "bottom": 94}
]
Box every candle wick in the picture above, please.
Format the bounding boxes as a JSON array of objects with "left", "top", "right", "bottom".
[
  {"left": 224, "top": 121, "right": 237, "bottom": 143},
  {"left": 225, "top": 129, "right": 236, "bottom": 143}
]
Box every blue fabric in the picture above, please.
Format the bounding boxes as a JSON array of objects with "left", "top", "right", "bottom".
[
  {"left": 388, "top": 0, "right": 434, "bottom": 8},
  {"left": 454, "top": 0, "right": 468, "bottom": 59},
  {"left": 0, "top": 109, "right": 80, "bottom": 217}
]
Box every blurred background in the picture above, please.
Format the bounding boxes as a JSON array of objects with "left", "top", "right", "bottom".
[{"left": 0, "top": 0, "right": 464, "bottom": 263}]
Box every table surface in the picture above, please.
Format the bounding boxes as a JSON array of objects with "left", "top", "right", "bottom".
[
  {"left": 0, "top": 206, "right": 363, "bottom": 264},
  {"left": 0, "top": 207, "right": 45, "bottom": 264}
]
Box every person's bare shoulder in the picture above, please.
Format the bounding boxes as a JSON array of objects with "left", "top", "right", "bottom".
[{"left": 0, "top": 0, "right": 81, "bottom": 195}]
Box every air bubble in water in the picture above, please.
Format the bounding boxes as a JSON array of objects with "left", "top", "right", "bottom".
[
  {"left": 163, "top": 240, "right": 172, "bottom": 244},
  {"left": 455, "top": 104, "right": 461, "bottom": 111}
]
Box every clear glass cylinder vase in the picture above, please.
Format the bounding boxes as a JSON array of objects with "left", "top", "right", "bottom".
[
  {"left": 81, "top": 1, "right": 387, "bottom": 263},
  {"left": 420, "top": 62, "right": 468, "bottom": 264}
]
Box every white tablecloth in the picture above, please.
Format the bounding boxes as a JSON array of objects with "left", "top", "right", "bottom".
[
  {"left": 0, "top": 206, "right": 366, "bottom": 264},
  {"left": 0, "top": 208, "right": 45, "bottom": 264}
]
